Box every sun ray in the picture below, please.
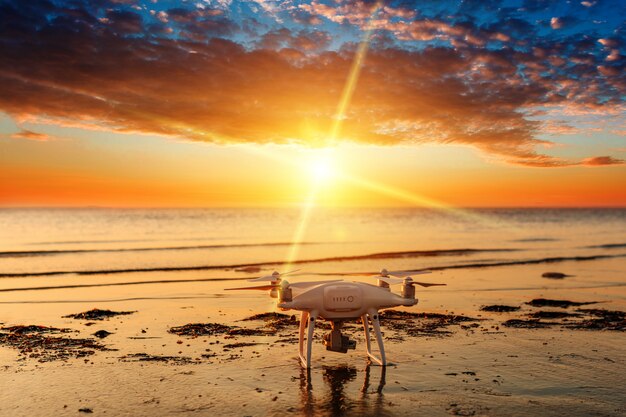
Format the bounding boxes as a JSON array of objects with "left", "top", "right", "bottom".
[
  {"left": 284, "top": 184, "right": 320, "bottom": 270},
  {"left": 338, "top": 172, "right": 517, "bottom": 230},
  {"left": 280, "top": 2, "right": 384, "bottom": 270},
  {"left": 328, "top": 0, "right": 382, "bottom": 144}
]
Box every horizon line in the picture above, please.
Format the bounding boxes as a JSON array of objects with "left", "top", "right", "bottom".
[{"left": 1, "top": 205, "right": 625, "bottom": 210}]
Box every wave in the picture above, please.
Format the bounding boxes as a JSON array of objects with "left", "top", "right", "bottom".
[
  {"left": 0, "top": 277, "right": 242, "bottom": 293},
  {"left": 0, "top": 295, "right": 233, "bottom": 304},
  {"left": 0, "top": 248, "right": 517, "bottom": 277},
  {"left": 319, "top": 253, "right": 626, "bottom": 276},
  {"left": 0, "top": 253, "right": 626, "bottom": 282},
  {"left": 30, "top": 237, "right": 225, "bottom": 245},
  {"left": 0, "top": 241, "right": 323, "bottom": 258},
  {"left": 586, "top": 243, "right": 626, "bottom": 249},
  {"left": 425, "top": 253, "right": 626, "bottom": 271},
  {"left": 511, "top": 238, "right": 559, "bottom": 243},
  {"left": 1, "top": 268, "right": 626, "bottom": 297}
]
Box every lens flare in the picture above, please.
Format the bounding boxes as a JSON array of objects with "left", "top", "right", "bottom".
[{"left": 309, "top": 153, "right": 337, "bottom": 183}]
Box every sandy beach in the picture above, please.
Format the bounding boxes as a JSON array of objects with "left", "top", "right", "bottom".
[{"left": 1, "top": 208, "right": 625, "bottom": 416}]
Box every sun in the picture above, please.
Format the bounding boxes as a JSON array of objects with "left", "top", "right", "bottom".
[{"left": 308, "top": 152, "right": 337, "bottom": 184}]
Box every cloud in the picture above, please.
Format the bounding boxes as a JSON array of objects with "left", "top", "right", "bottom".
[
  {"left": 549, "top": 16, "right": 579, "bottom": 30},
  {"left": 581, "top": 156, "right": 625, "bottom": 166},
  {"left": 598, "top": 38, "right": 620, "bottom": 48},
  {"left": 258, "top": 28, "right": 331, "bottom": 51},
  {"left": 106, "top": 10, "right": 143, "bottom": 34},
  {"left": 0, "top": 0, "right": 623, "bottom": 169},
  {"left": 550, "top": 17, "right": 563, "bottom": 29},
  {"left": 10, "top": 129, "right": 51, "bottom": 141}
]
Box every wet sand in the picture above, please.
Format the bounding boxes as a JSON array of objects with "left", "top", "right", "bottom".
[{"left": 1, "top": 257, "right": 625, "bottom": 416}]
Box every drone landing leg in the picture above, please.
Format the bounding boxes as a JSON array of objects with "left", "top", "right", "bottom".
[
  {"left": 298, "top": 311, "right": 317, "bottom": 368},
  {"left": 361, "top": 314, "right": 372, "bottom": 353},
  {"left": 364, "top": 309, "right": 386, "bottom": 366}
]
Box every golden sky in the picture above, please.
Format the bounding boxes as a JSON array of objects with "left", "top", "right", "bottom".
[{"left": 0, "top": 0, "right": 624, "bottom": 208}]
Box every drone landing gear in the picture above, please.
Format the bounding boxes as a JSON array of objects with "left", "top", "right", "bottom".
[
  {"left": 298, "top": 309, "right": 387, "bottom": 368},
  {"left": 362, "top": 309, "right": 386, "bottom": 366},
  {"left": 298, "top": 310, "right": 317, "bottom": 368}
]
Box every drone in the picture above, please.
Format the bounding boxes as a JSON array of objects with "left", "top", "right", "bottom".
[{"left": 227, "top": 268, "right": 445, "bottom": 368}]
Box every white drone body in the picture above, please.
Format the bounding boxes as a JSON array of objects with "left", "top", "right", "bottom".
[{"left": 228, "top": 269, "right": 444, "bottom": 368}]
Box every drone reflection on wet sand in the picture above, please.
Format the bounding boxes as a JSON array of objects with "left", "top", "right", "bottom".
[{"left": 299, "top": 364, "right": 387, "bottom": 416}]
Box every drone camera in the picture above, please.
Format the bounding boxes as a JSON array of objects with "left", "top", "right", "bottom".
[{"left": 323, "top": 329, "right": 356, "bottom": 353}]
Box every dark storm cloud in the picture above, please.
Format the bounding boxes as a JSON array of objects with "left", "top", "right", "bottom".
[{"left": 106, "top": 10, "right": 143, "bottom": 34}]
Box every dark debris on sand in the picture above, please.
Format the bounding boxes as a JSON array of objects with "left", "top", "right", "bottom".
[
  {"left": 64, "top": 308, "right": 136, "bottom": 321},
  {"left": 0, "top": 325, "right": 109, "bottom": 362},
  {"left": 1, "top": 325, "right": 71, "bottom": 334},
  {"left": 566, "top": 309, "right": 626, "bottom": 331},
  {"left": 501, "top": 307, "right": 626, "bottom": 331},
  {"left": 380, "top": 310, "right": 480, "bottom": 337},
  {"left": 541, "top": 272, "right": 570, "bottom": 279},
  {"left": 93, "top": 330, "right": 113, "bottom": 339},
  {"left": 223, "top": 342, "right": 262, "bottom": 349},
  {"left": 528, "top": 311, "right": 580, "bottom": 319},
  {"left": 526, "top": 298, "right": 599, "bottom": 309},
  {"left": 227, "top": 328, "right": 269, "bottom": 336},
  {"left": 242, "top": 312, "right": 290, "bottom": 321},
  {"left": 169, "top": 323, "right": 269, "bottom": 338},
  {"left": 120, "top": 353, "right": 198, "bottom": 364},
  {"left": 242, "top": 312, "right": 298, "bottom": 331},
  {"left": 169, "top": 323, "right": 233, "bottom": 337},
  {"left": 502, "top": 319, "right": 554, "bottom": 329},
  {"left": 480, "top": 305, "right": 521, "bottom": 313}
]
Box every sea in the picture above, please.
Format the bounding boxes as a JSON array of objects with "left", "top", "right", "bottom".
[{"left": 0, "top": 208, "right": 625, "bottom": 301}]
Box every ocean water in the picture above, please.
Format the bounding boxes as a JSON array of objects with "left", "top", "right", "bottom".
[{"left": 0, "top": 207, "right": 624, "bottom": 280}]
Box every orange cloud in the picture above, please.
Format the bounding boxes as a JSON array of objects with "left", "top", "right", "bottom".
[
  {"left": 581, "top": 156, "right": 625, "bottom": 166},
  {"left": 0, "top": 0, "right": 623, "bottom": 169},
  {"left": 10, "top": 129, "right": 51, "bottom": 141}
]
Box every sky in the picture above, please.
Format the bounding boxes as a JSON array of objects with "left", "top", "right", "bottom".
[{"left": 0, "top": 0, "right": 625, "bottom": 208}]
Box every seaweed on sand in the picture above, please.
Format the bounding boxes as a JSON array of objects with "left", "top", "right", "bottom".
[
  {"left": 168, "top": 323, "right": 269, "bottom": 338},
  {"left": 566, "top": 309, "right": 626, "bottom": 331},
  {"left": 63, "top": 308, "right": 136, "bottom": 321},
  {"left": 169, "top": 323, "right": 233, "bottom": 337},
  {"left": 380, "top": 310, "right": 480, "bottom": 337},
  {"left": 526, "top": 299, "right": 598, "bottom": 308},
  {"left": 502, "top": 319, "right": 555, "bottom": 329},
  {"left": 120, "top": 353, "right": 197, "bottom": 364},
  {"left": 242, "top": 312, "right": 298, "bottom": 331},
  {"left": 480, "top": 305, "right": 521, "bottom": 313},
  {"left": 0, "top": 325, "right": 108, "bottom": 362},
  {"left": 528, "top": 311, "right": 581, "bottom": 319}
]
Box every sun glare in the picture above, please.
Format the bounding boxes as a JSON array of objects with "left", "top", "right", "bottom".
[{"left": 309, "top": 153, "right": 337, "bottom": 183}]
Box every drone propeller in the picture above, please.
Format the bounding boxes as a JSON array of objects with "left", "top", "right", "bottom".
[
  {"left": 378, "top": 268, "right": 432, "bottom": 277},
  {"left": 225, "top": 284, "right": 279, "bottom": 291},
  {"left": 247, "top": 268, "right": 301, "bottom": 283},
  {"left": 225, "top": 279, "right": 341, "bottom": 292},
  {"left": 376, "top": 275, "right": 404, "bottom": 285},
  {"left": 403, "top": 277, "right": 446, "bottom": 288},
  {"left": 373, "top": 268, "right": 445, "bottom": 287}
]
